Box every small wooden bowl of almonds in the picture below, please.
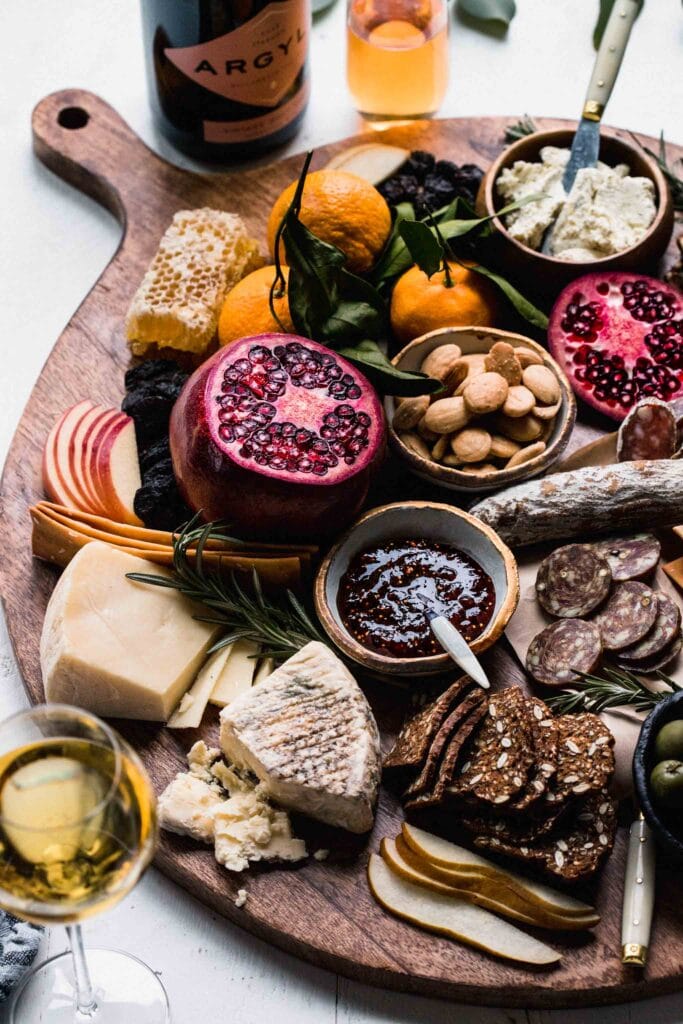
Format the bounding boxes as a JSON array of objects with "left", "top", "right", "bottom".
[{"left": 386, "top": 327, "right": 576, "bottom": 493}]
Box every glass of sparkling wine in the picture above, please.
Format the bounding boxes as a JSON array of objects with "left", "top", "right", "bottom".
[
  {"left": 0, "top": 705, "right": 166, "bottom": 1023},
  {"left": 346, "top": 0, "right": 449, "bottom": 120}
]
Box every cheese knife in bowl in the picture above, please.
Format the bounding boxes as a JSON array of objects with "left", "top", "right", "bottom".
[{"left": 422, "top": 603, "right": 490, "bottom": 691}]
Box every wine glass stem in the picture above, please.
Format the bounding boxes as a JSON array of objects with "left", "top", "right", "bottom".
[{"left": 66, "top": 924, "right": 98, "bottom": 1017}]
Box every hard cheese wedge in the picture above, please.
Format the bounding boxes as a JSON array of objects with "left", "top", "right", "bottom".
[
  {"left": 168, "top": 645, "right": 234, "bottom": 729},
  {"left": 209, "top": 640, "right": 259, "bottom": 708},
  {"left": 41, "top": 541, "right": 219, "bottom": 720},
  {"left": 367, "top": 855, "right": 561, "bottom": 966}
]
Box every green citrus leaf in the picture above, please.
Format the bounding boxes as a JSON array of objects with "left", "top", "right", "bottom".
[
  {"left": 457, "top": 0, "right": 516, "bottom": 25},
  {"left": 338, "top": 340, "right": 442, "bottom": 397},
  {"left": 398, "top": 219, "right": 444, "bottom": 277},
  {"left": 469, "top": 264, "right": 549, "bottom": 330}
]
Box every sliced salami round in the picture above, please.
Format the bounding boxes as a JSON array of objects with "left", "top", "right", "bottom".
[
  {"left": 526, "top": 619, "right": 602, "bottom": 688},
  {"left": 535, "top": 544, "right": 611, "bottom": 618},
  {"left": 616, "top": 398, "right": 677, "bottom": 462},
  {"left": 592, "top": 581, "right": 658, "bottom": 650},
  {"left": 592, "top": 533, "right": 661, "bottom": 582},
  {"left": 618, "top": 592, "right": 681, "bottom": 661},
  {"left": 617, "top": 633, "right": 682, "bottom": 674}
]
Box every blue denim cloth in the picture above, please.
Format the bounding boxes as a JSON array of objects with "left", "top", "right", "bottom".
[{"left": 0, "top": 911, "right": 42, "bottom": 1002}]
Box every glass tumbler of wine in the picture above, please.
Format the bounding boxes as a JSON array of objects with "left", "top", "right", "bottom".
[
  {"left": 0, "top": 704, "right": 167, "bottom": 1023},
  {"left": 346, "top": 0, "right": 449, "bottom": 120}
]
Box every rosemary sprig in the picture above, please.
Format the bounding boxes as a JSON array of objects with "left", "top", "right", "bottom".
[
  {"left": 630, "top": 131, "right": 683, "bottom": 213},
  {"left": 545, "top": 666, "right": 683, "bottom": 716},
  {"left": 504, "top": 116, "right": 537, "bottom": 143},
  {"left": 126, "top": 517, "right": 324, "bottom": 663}
]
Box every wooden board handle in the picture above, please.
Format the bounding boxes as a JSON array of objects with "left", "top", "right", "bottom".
[{"left": 32, "top": 89, "right": 182, "bottom": 226}]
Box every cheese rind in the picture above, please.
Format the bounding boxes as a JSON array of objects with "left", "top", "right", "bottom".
[
  {"left": 219, "top": 642, "right": 381, "bottom": 833},
  {"left": 40, "top": 542, "right": 219, "bottom": 721}
]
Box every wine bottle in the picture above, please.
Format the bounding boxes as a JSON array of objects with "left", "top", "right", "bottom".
[{"left": 141, "top": 0, "right": 311, "bottom": 161}]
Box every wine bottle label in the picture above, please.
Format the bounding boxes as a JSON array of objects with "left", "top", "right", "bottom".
[
  {"left": 164, "top": 1, "right": 309, "bottom": 109},
  {"left": 203, "top": 79, "right": 310, "bottom": 143}
]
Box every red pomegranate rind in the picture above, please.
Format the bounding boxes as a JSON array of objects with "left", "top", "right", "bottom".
[
  {"left": 618, "top": 591, "right": 681, "bottom": 661},
  {"left": 526, "top": 619, "right": 602, "bottom": 688},
  {"left": 592, "top": 581, "right": 658, "bottom": 650},
  {"left": 592, "top": 533, "right": 661, "bottom": 582},
  {"left": 548, "top": 272, "right": 683, "bottom": 422},
  {"left": 616, "top": 398, "right": 677, "bottom": 462},
  {"left": 535, "top": 544, "right": 611, "bottom": 618},
  {"left": 617, "top": 633, "right": 682, "bottom": 673},
  {"left": 170, "top": 334, "right": 386, "bottom": 539}
]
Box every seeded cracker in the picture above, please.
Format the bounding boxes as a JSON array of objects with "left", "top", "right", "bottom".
[
  {"left": 474, "top": 790, "right": 618, "bottom": 883},
  {"left": 403, "top": 700, "right": 488, "bottom": 812},
  {"left": 545, "top": 713, "right": 615, "bottom": 809},
  {"left": 403, "top": 689, "right": 486, "bottom": 800},
  {"left": 505, "top": 696, "right": 558, "bottom": 812},
  {"left": 448, "top": 687, "right": 533, "bottom": 807},
  {"left": 383, "top": 677, "right": 473, "bottom": 783},
  {"left": 461, "top": 799, "right": 568, "bottom": 845}
]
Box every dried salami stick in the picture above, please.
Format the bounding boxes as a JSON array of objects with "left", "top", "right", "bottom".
[
  {"left": 616, "top": 398, "right": 677, "bottom": 462},
  {"left": 471, "top": 461, "right": 683, "bottom": 547}
]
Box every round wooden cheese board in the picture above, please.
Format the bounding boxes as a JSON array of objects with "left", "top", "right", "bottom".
[{"left": 1, "top": 89, "right": 683, "bottom": 1008}]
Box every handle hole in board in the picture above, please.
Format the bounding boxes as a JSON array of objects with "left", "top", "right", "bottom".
[{"left": 57, "top": 107, "right": 90, "bottom": 130}]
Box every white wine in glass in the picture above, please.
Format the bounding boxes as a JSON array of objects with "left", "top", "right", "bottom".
[{"left": 0, "top": 704, "right": 168, "bottom": 1023}]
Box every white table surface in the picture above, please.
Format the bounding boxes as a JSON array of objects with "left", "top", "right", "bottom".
[{"left": 2, "top": 0, "right": 683, "bottom": 1020}]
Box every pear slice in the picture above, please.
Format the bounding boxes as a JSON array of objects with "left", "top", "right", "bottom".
[
  {"left": 402, "top": 824, "right": 598, "bottom": 921},
  {"left": 394, "top": 836, "right": 598, "bottom": 931},
  {"left": 325, "top": 143, "right": 409, "bottom": 185},
  {"left": 367, "top": 855, "right": 561, "bottom": 966},
  {"left": 381, "top": 838, "right": 545, "bottom": 929}
]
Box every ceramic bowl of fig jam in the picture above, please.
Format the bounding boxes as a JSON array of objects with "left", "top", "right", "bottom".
[{"left": 314, "top": 501, "right": 519, "bottom": 677}]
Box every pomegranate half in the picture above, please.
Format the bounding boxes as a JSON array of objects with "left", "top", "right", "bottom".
[
  {"left": 170, "top": 334, "right": 386, "bottom": 539},
  {"left": 548, "top": 272, "right": 683, "bottom": 421}
]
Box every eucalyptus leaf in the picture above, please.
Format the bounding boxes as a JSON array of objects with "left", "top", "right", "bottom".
[
  {"left": 399, "top": 220, "right": 443, "bottom": 277},
  {"left": 470, "top": 264, "right": 549, "bottom": 330},
  {"left": 593, "top": 0, "right": 643, "bottom": 48},
  {"left": 339, "top": 340, "right": 441, "bottom": 397},
  {"left": 458, "top": 0, "right": 516, "bottom": 25}
]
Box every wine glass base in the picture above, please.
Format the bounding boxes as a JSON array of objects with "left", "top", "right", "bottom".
[{"left": 9, "top": 948, "right": 170, "bottom": 1023}]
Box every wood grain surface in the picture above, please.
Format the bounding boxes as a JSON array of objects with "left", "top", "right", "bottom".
[{"left": 1, "top": 89, "right": 682, "bottom": 1008}]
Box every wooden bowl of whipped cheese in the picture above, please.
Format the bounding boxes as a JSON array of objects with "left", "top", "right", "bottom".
[{"left": 477, "top": 126, "right": 674, "bottom": 295}]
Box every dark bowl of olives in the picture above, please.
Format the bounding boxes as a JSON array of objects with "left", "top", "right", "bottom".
[{"left": 633, "top": 690, "right": 683, "bottom": 864}]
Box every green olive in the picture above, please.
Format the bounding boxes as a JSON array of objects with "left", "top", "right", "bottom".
[
  {"left": 654, "top": 720, "right": 683, "bottom": 763},
  {"left": 650, "top": 759, "right": 683, "bottom": 810}
]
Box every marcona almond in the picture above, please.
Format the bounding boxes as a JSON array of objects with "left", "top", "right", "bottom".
[
  {"left": 484, "top": 342, "right": 522, "bottom": 386},
  {"left": 523, "top": 364, "right": 560, "bottom": 405},
  {"left": 515, "top": 347, "right": 544, "bottom": 368},
  {"left": 420, "top": 344, "right": 462, "bottom": 381},
  {"left": 431, "top": 435, "right": 449, "bottom": 461},
  {"left": 442, "top": 360, "right": 469, "bottom": 394},
  {"left": 442, "top": 453, "right": 462, "bottom": 467},
  {"left": 489, "top": 434, "right": 521, "bottom": 459},
  {"left": 533, "top": 399, "right": 561, "bottom": 420},
  {"left": 495, "top": 412, "right": 543, "bottom": 442},
  {"left": 416, "top": 415, "right": 439, "bottom": 443},
  {"left": 459, "top": 462, "right": 498, "bottom": 477},
  {"left": 463, "top": 372, "right": 509, "bottom": 415},
  {"left": 400, "top": 432, "right": 431, "bottom": 459},
  {"left": 502, "top": 384, "right": 535, "bottom": 418},
  {"left": 451, "top": 427, "right": 492, "bottom": 463},
  {"left": 423, "top": 396, "right": 469, "bottom": 434},
  {"left": 506, "top": 441, "right": 546, "bottom": 469},
  {"left": 392, "top": 394, "right": 430, "bottom": 431}
]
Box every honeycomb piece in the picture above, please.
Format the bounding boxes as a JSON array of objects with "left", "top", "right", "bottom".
[{"left": 125, "top": 209, "right": 263, "bottom": 359}]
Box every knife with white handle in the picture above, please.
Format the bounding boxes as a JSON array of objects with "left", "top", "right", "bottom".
[
  {"left": 621, "top": 811, "right": 656, "bottom": 966},
  {"left": 562, "top": 0, "right": 641, "bottom": 193},
  {"left": 424, "top": 610, "right": 490, "bottom": 691}
]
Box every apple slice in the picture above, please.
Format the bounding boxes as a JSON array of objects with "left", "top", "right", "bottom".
[
  {"left": 402, "top": 824, "right": 597, "bottom": 921},
  {"left": 82, "top": 409, "right": 126, "bottom": 515},
  {"left": 325, "top": 143, "right": 409, "bottom": 184},
  {"left": 71, "top": 405, "right": 120, "bottom": 515},
  {"left": 367, "top": 855, "right": 561, "bottom": 966},
  {"left": 42, "top": 400, "right": 96, "bottom": 510},
  {"left": 89, "top": 413, "right": 143, "bottom": 526},
  {"left": 393, "top": 836, "right": 598, "bottom": 931}
]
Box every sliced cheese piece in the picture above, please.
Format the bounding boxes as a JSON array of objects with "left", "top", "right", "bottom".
[
  {"left": 168, "top": 645, "right": 234, "bottom": 729},
  {"left": 219, "top": 641, "right": 381, "bottom": 833},
  {"left": 40, "top": 541, "right": 219, "bottom": 721},
  {"left": 253, "top": 656, "right": 274, "bottom": 685},
  {"left": 209, "top": 639, "right": 259, "bottom": 707}
]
